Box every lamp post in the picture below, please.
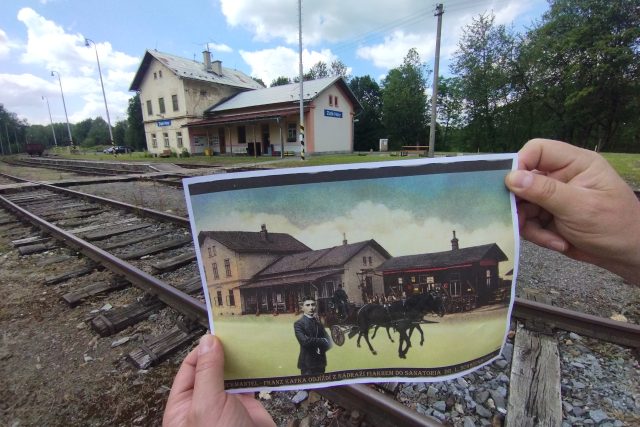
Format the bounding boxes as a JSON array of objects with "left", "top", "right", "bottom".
[
  {"left": 50, "top": 70, "right": 74, "bottom": 150},
  {"left": 85, "top": 38, "right": 114, "bottom": 151},
  {"left": 42, "top": 96, "right": 58, "bottom": 147}
]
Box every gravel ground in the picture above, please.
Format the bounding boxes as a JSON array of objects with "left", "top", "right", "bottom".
[{"left": 1, "top": 163, "right": 638, "bottom": 426}]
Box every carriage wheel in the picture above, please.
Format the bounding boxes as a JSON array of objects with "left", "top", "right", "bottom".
[{"left": 331, "top": 325, "right": 345, "bottom": 346}]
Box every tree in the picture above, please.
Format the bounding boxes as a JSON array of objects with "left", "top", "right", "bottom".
[
  {"left": 73, "top": 118, "right": 93, "bottom": 146},
  {"left": 381, "top": 48, "right": 430, "bottom": 150},
  {"left": 349, "top": 76, "right": 385, "bottom": 151},
  {"left": 518, "top": 0, "right": 640, "bottom": 152},
  {"left": 307, "top": 61, "right": 329, "bottom": 80},
  {"left": 83, "top": 117, "right": 109, "bottom": 147},
  {"left": 270, "top": 76, "right": 292, "bottom": 87},
  {"left": 0, "top": 104, "right": 27, "bottom": 154},
  {"left": 451, "top": 13, "right": 518, "bottom": 152},
  {"left": 113, "top": 120, "right": 127, "bottom": 145},
  {"left": 330, "top": 60, "right": 349, "bottom": 80},
  {"left": 252, "top": 77, "right": 266, "bottom": 87},
  {"left": 125, "top": 94, "right": 145, "bottom": 150},
  {"left": 436, "top": 76, "right": 464, "bottom": 150}
]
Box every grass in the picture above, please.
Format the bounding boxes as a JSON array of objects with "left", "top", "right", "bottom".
[{"left": 600, "top": 152, "right": 640, "bottom": 189}]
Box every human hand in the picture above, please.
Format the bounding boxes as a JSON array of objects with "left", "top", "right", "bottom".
[
  {"left": 163, "top": 334, "right": 276, "bottom": 427},
  {"left": 505, "top": 138, "right": 640, "bottom": 285}
]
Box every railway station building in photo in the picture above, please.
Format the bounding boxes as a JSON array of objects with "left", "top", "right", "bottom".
[
  {"left": 375, "top": 232, "right": 509, "bottom": 311},
  {"left": 130, "top": 49, "right": 359, "bottom": 156},
  {"left": 198, "top": 226, "right": 390, "bottom": 316},
  {"left": 198, "top": 226, "right": 508, "bottom": 317}
]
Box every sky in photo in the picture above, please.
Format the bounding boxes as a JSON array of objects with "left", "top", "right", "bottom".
[
  {"left": 188, "top": 164, "right": 516, "bottom": 275},
  {"left": 0, "top": 0, "right": 547, "bottom": 126}
]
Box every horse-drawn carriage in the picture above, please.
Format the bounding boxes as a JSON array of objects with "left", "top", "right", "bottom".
[
  {"left": 317, "top": 292, "right": 446, "bottom": 358},
  {"left": 316, "top": 296, "right": 359, "bottom": 346}
]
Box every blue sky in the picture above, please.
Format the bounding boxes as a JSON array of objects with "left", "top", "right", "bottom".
[
  {"left": 188, "top": 165, "right": 516, "bottom": 275},
  {"left": 0, "top": 0, "right": 547, "bottom": 126}
]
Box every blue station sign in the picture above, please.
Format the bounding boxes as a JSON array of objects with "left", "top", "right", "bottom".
[
  {"left": 324, "top": 109, "right": 343, "bottom": 118},
  {"left": 157, "top": 119, "right": 172, "bottom": 127}
]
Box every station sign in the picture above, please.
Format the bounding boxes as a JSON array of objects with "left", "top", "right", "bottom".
[
  {"left": 157, "top": 119, "right": 172, "bottom": 127},
  {"left": 324, "top": 109, "right": 343, "bottom": 118}
]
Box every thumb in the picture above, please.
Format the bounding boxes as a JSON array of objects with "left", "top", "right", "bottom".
[
  {"left": 192, "top": 335, "right": 226, "bottom": 397},
  {"left": 505, "top": 170, "right": 577, "bottom": 218}
]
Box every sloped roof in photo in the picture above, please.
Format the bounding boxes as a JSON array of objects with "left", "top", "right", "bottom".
[
  {"left": 256, "top": 239, "right": 390, "bottom": 276},
  {"left": 198, "top": 230, "right": 310, "bottom": 254},
  {"left": 377, "top": 244, "right": 508, "bottom": 272}
]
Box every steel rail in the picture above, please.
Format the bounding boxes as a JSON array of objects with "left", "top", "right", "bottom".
[
  {"left": 0, "top": 189, "right": 443, "bottom": 427},
  {"left": 0, "top": 192, "right": 207, "bottom": 327},
  {"left": 512, "top": 297, "right": 640, "bottom": 348}
]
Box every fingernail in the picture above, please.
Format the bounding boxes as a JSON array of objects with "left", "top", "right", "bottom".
[
  {"left": 198, "top": 335, "right": 215, "bottom": 355},
  {"left": 508, "top": 170, "right": 534, "bottom": 189},
  {"left": 548, "top": 240, "right": 567, "bottom": 252}
]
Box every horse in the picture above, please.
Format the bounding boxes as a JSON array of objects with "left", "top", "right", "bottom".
[{"left": 356, "top": 292, "right": 445, "bottom": 358}]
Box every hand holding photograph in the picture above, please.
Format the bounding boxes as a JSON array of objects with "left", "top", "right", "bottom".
[{"left": 183, "top": 154, "right": 519, "bottom": 392}]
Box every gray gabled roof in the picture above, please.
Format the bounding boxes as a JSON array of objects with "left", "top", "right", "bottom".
[
  {"left": 255, "top": 239, "right": 391, "bottom": 277},
  {"left": 205, "top": 76, "right": 361, "bottom": 113},
  {"left": 197, "top": 230, "right": 310, "bottom": 254},
  {"left": 129, "top": 50, "right": 264, "bottom": 91},
  {"left": 377, "top": 244, "right": 508, "bottom": 272}
]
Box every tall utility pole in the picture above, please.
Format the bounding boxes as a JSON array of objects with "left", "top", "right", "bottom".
[
  {"left": 85, "top": 38, "right": 114, "bottom": 150},
  {"left": 42, "top": 96, "right": 58, "bottom": 147},
  {"left": 51, "top": 70, "right": 74, "bottom": 150},
  {"left": 428, "top": 3, "right": 444, "bottom": 158},
  {"left": 298, "top": 0, "right": 305, "bottom": 161}
]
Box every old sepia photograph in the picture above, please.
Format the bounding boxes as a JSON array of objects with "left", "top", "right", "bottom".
[{"left": 183, "top": 155, "right": 518, "bottom": 391}]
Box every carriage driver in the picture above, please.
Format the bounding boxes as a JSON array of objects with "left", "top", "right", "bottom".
[
  {"left": 333, "top": 284, "right": 349, "bottom": 318},
  {"left": 294, "top": 296, "right": 332, "bottom": 375}
]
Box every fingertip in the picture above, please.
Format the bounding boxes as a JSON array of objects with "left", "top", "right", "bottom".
[
  {"left": 506, "top": 170, "right": 534, "bottom": 191},
  {"left": 198, "top": 334, "right": 216, "bottom": 356}
]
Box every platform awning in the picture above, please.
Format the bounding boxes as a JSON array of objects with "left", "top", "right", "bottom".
[
  {"left": 241, "top": 268, "right": 344, "bottom": 289},
  {"left": 186, "top": 106, "right": 308, "bottom": 128}
]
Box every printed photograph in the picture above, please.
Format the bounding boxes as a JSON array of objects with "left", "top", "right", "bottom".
[{"left": 183, "top": 155, "right": 518, "bottom": 391}]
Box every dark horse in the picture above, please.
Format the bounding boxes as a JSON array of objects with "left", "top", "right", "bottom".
[{"left": 356, "top": 292, "right": 445, "bottom": 358}]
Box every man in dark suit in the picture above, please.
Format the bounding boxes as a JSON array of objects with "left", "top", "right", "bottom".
[{"left": 294, "top": 297, "right": 331, "bottom": 375}]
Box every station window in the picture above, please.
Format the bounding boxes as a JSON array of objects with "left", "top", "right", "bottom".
[
  {"left": 224, "top": 259, "right": 232, "bottom": 277},
  {"left": 362, "top": 256, "right": 367, "bottom": 266},
  {"left": 398, "top": 277, "right": 403, "bottom": 285},
  {"left": 146, "top": 100, "right": 153, "bottom": 116},
  {"left": 228, "top": 290, "right": 235, "bottom": 306},
  {"left": 163, "top": 132, "right": 170, "bottom": 148},
  {"left": 368, "top": 256, "right": 373, "bottom": 266},
  {"left": 176, "top": 131, "right": 183, "bottom": 148},
  {"left": 151, "top": 133, "right": 157, "bottom": 148},
  {"left": 212, "top": 262, "right": 219, "bottom": 279},
  {"left": 329, "top": 95, "right": 333, "bottom": 106},
  {"left": 172, "top": 94, "right": 179, "bottom": 111},
  {"left": 158, "top": 70, "right": 163, "bottom": 78},
  {"left": 216, "top": 290, "right": 223, "bottom": 306},
  {"left": 335, "top": 96, "right": 339, "bottom": 107},
  {"left": 159, "top": 97, "right": 166, "bottom": 114},
  {"left": 237, "top": 126, "right": 246, "bottom": 144},
  {"left": 153, "top": 72, "right": 157, "bottom": 80},
  {"left": 486, "top": 269, "right": 492, "bottom": 287},
  {"left": 287, "top": 123, "right": 296, "bottom": 142}
]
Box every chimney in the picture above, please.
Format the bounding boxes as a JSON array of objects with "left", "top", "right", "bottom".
[
  {"left": 212, "top": 59, "right": 222, "bottom": 75},
  {"left": 342, "top": 233, "right": 347, "bottom": 246},
  {"left": 260, "top": 224, "right": 269, "bottom": 241},
  {"left": 202, "top": 50, "right": 212, "bottom": 72},
  {"left": 451, "top": 230, "right": 459, "bottom": 250}
]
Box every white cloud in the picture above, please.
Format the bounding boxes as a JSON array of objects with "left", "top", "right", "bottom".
[
  {"left": 356, "top": 30, "right": 433, "bottom": 70},
  {"left": 210, "top": 43, "right": 233, "bottom": 53},
  {"left": 240, "top": 46, "right": 337, "bottom": 85},
  {"left": 4, "top": 8, "right": 139, "bottom": 125},
  {"left": 221, "top": 0, "right": 546, "bottom": 73}
]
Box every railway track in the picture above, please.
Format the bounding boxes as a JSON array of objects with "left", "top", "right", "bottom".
[{"left": 1, "top": 166, "right": 638, "bottom": 426}]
